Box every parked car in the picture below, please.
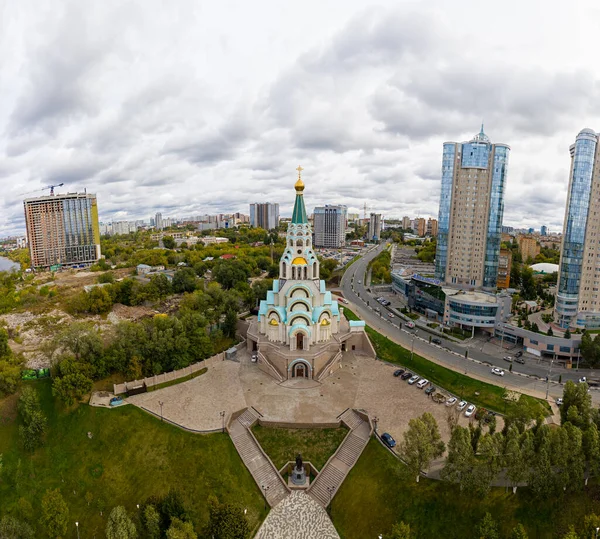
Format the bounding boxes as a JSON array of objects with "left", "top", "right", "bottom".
[
  {"left": 445, "top": 397, "right": 458, "bottom": 407},
  {"left": 401, "top": 371, "right": 413, "bottom": 380},
  {"left": 503, "top": 356, "right": 513, "bottom": 363},
  {"left": 338, "top": 298, "right": 348, "bottom": 304},
  {"left": 357, "top": 280, "right": 362, "bottom": 284},
  {"left": 381, "top": 432, "right": 396, "bottom": 448},
  {"left": 406, "top": 321, "right": 416, "bottom": 329},
  {"left": 416, "top": 379, "right": 429, "bottom": 389},
  {"left": 393, "top": 369, "right": 405, "bottom": 377},
  {"left": 457, "top": 400, "right": 467, "bottom": 411},
  {"left": 432, "top": 338, "right": 442, "bottom": 345},
  {"left": 579, "top": 376, "right": 587, "bottom": 384},
  {"left": 465, "top": 404, "right": 476, "bottom": 418},
  {"left": 515, "top": 350, "right": 523, "bottom": 358},
  {"left": 383, "top": 300, "right": 391, "bottom": 306},
  {"left": 556, "top": 398, "right": 564, "bottom": 406},
  {"left": 514, "top": 357, "right": 525, "bottom": 364},
  {"left": 408, "top": 375, "right": 420, "bottom": 385},
  {"left": 388, "top": 312, "right": 395, "bottom": 318},
  {"left": 425, "top": 385, "right": 436, "bottom": 395},
  {"left": 491, "top": 367, "right": 505, "bottom": 377}
]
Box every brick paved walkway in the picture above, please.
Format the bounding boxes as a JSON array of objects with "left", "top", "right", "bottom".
[{"left": 254, "top": 491, "right": 340, "bottom": 539}]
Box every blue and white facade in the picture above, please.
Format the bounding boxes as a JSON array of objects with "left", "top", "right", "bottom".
[
  {"left": 555, "top": 128, "right": 600, "bottom": 329},
  {"left": 434, "top": 127, "right": 510, "bottom": 290}
]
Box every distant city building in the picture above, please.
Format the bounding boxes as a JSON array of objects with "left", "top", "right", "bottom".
[
  {"left": 368, "top": 213, "right": 382, "bottom": 242},
  {"left": 100, "top": 220, "right": 139, "bottom": 236},
  {"left": 528, "top": 227, "right": 535, "bottom": 234},
  {"left": 347, "top": 213, "right": 360, "bottom": 222},
  {"left": 24, "top": 192, "right": 101, "bottom": 270},
  {"left": 518, "top": 235, "right": 540, "bottom": 262},
  {"left": 426, "top": 218, "right": 438, "bottom": 237},
  {"left": 540, "top": 225, "right": 548, "bottom": 236},
  {"left": 415, "top": 218, "right": 426, "bottom": 237},
  {"left": 501, "top": 225, "right": 514, "bottom": 234},
  {"left": 155, "top": 212, "right": 163, "bottom": 231},
  {"left": 497, "top": 248, "right": 512, "bottom": 289},
  {"left": 313, "top": 205, "right": 347, "bottom": 248},
  {"left": 249, "top": 203, "right": 280, "bottom": 230},
  {"left": 434, "top": 126, "right": 510, "bottom": 289},
  {"left": 402, "top": 216, "right": 411, "bottom": 230},
  {"left": 555, "top": 128, "right": 600, "bottom": 329}
]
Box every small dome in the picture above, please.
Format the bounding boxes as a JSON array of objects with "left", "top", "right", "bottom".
[
  {"left": 292, "top": 257, "right": 307, "bottom": 265},
  {"left": 321, "top": 318, "right": 330, "bottom": 326},
  {"left": 295, "top": 178, "right": 305, "bottom": 192},
  {"left": 269, "top": 318, "right": 279, "bottom": 326}
]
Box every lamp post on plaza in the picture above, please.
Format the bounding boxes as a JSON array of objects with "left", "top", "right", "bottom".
[
  {"left": 261, "top": 485, "right": 270, "bottom": 511},
  {"left": 410, "top": 337, "right": 415, "bottom": 362},
  {"left": 220, "top": 411, "right": 226, "bottom": 433},
  {"left": 158, "top": 401, "right": 164, "bottom": 422},
  {"left": 75, "top": 522, "right": 80, "bottom": 539},
  {"left": 546, "top": 354, "right": 555, "bottom": 400}
]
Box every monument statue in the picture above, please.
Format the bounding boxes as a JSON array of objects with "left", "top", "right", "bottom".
[
  {"left": 291, "top": 452, "right": 307, "bottom": 486},
  {"left": 295, "top": 453, "right": 303, "bottom": 470}
]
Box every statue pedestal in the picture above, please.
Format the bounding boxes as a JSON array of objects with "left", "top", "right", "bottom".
[
  {"left": 284, "top": 461, "right": 314, "bottom": 490},
  {"left": 291, "top": 465, "right": 307, "bottom": 486}
]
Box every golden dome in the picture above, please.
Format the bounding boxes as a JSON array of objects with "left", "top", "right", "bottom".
[
  {"left": 292, "top": 257, "right": 307, "bottom": 265},
  {"left": 294, "top": 178, "right": 305, "bottom": 192}
]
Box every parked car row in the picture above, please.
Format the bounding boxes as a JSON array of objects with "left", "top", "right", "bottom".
[
  {"left": 394, "top": 368, "right": 436, "bottom": 394},
  {"left": 376, "top": 297, "right": 392, "bottom": 306},
  {"left": 445, "top": 396, "right": 477, "bottom": 417}
]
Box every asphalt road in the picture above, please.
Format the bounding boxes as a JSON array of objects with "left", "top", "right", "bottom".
[{"left": 339, "top": 244, "right": 600, "bottom": 404}]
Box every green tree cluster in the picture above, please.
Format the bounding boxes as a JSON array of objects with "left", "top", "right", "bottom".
[
  {"left": 18, "top": 387, "right": 47, "bottom": 451},
  {"left": 368, "top": 250, "right": 392, "bottom": 284},
  {"left": 205, "top": 495, "right": 249, "bottom": 539},
  {"left": 0, "top": 326, "right": 23, "bottom": 396},
  {"left": 41, "top": 489, "right": 69, "bottom": 539}
]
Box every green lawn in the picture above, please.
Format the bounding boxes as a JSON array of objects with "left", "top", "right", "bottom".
[
  {"left": 344, "top": 307, "right": 550, "bottom": 417},
  {"left": 333, "top": 438, "right": 600, "bottom": 539},
  {"left": 0, "top": 380, "right": 265, "bottom": 537},
  {"left": 251, "top": 425, "right": 348, "bottom": 470}
]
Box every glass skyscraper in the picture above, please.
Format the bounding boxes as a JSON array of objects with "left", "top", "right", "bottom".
[
  {"left": 434, "top": 127, "right": 510, "bottom": 290},
  {"left": 555, "top": 128, "right": 600, "bottom": 329}
]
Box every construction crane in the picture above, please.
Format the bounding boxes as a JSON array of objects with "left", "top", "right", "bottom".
[{"left": 20, "top": 183, "right": 64, "bottom": 197}]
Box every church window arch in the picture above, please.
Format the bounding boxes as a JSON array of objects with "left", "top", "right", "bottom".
[
  {"left": 289, "top": 315, "right": 311, "bottom": 326},
  {"left": 289, "top": 239, "right": 293, "bottom": 246},
  {"left": 290, "top": 298, "right": 311, "bottom": 311},
  {"left": 282, "top": 261, "right": 287, "bottom": 277},
  {"left": 290, "top": 286, "right": 310, "bottom": 299},
  {"left": 296, "top": 239, "right": 303, "bottom": 246}
]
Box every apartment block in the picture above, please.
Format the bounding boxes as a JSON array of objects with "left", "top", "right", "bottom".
[
  {"left": 313, "top": 205, "right": 347, "bottom": 248},
  {"left": 497, "top": 248, "right": 512, "bottom": 289},
  {"left": 368, "top": 213, "right": 382, "bottom": 241},
  {"left": 434, "top": 126, "right": 510, "bottom": 289},
  {"left": 518, "top": 235, "right": 541, "bottom": 262},
  {"left": 249, "top": 203, "right": 280, "bottom": 230},
  {"left": 24, "top": 192, "right": 101, "bottom": 270}
]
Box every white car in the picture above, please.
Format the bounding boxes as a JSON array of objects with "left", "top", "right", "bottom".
[
  {"left": 465, "top": 405, "right": 476, "bottom": 418},
  {"left": 579, "top": 377, "right": 587, "bottom": 384},
  {"left": 491, "top": 367, "right": 505, "bottom": 377},
  {"left": 457, "top": 400, "right": 467, "bottom": 411},
  {"left": 416, "top": 379, "right": 429, "bottom": 389},
  {"left": 406, "top": 321, "right": 415, "bottom": 329},
  {"left": 445, "top": 397, "right": 457, "bottom": 407},
  {"left": 556, "top": 398, "right": 564, "bottom": 406},
  {"left": 503, "top": 356, "right": 513, "bottom": 363},
  {"left": 408, "top": 375, "right": 420, "bottom": 385},
  {"left": 388, "top": 313, "right": 395, "bottom": 318}
]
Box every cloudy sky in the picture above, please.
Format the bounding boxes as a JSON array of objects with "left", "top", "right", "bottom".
[{"left": 2, "top": 0, "right": 600, "bottom": 236}]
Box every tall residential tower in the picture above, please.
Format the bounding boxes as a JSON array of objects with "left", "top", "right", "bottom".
[
  {"left": 434, "top": 126, "right": 510, "bottom": 289},
  {"left": 555, "top": 128, "right": 600, "bottom": 329},
  {"left": 24, "top": 192, "right": 101, "bottom": 270},
  {"left": 249, "top": 202, "right": 280, "bottom": 230},
  {"left": 313, "top": 205, "right": 347, "bottom": 248}
]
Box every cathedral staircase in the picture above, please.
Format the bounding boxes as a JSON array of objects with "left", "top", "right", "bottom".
[
  {"left": 228, "top": 408, "right": 290, "bottom": 508},
  {"left": 307, "top": 409, "right": 372, "bottom": 507}
]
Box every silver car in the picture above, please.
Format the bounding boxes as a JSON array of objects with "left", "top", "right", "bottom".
[{"left": 408, "top": 375, "right": 420, "bottom": 385}]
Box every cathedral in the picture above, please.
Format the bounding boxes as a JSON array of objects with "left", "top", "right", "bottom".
[{"left": 245, "top": 167, "right": 373, "bottom": 381}]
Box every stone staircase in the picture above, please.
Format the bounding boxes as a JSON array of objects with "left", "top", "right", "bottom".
[
  {"left": 308, "top": 410, "right": 372, "bottom": 507},
  {"left": 228, "top": 408, "right": 289, "bottom": 508}
]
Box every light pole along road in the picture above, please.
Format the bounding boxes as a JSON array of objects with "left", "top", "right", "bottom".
[{"left": 339, "top": 243, "right": 599, "bottom": 404}]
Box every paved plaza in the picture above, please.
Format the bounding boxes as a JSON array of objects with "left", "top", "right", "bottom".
[
  {"left": 254, "top": 491, "right": 340, "bottom": 539},
  {"left": 129, "top": 349, "right": 487, "bottom": 448}
]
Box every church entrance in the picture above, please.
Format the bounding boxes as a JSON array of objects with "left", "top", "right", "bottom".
[
  {"left": 296, "top": 333, "right": 304, "bottom": 350},
  {"left": 293, "top": 363, "right": 308, "bottom": 378}
]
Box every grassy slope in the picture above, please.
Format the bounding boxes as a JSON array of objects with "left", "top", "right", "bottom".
[
  {"left": 251, "top": 425, "right": 348, "bottom": 470},
  {"left": 333, "top": 439, "right": 600, "bottom": 539},
  {"left": 343, "top": 307, "right": 549, "bottom": 416},
  {"left": 0, "top": 380, "right": 265, "bottom": 537}
]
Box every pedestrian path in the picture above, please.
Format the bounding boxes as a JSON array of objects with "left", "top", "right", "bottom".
[
  {"left": 307, "top": 409, "right": 372, "bottom": 507},
  {"left": 228, "top": 408, "right": 289, "bottom": 508}
]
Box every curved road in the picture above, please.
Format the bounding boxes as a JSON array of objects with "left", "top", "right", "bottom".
[{"left": 340, "top": 245, "right": 599, "bottom": 404}]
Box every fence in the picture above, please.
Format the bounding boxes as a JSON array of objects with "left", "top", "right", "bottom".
[{"left": 114, "top": 338, "right": 246, "bottom": 395}]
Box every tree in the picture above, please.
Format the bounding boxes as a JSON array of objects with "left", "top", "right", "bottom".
[
  {"left": 441, "top": 426, "right": 474, "bottom": 490},
  {"left": 222, "top": 309, "right": 238, "bottom": 340},
  {"left": 509, "top": 523, "right": 528, "bottom": 539},
  {"left": 400, "top": 412, "right": 445, "bottom": 482},
  {"left": 160, "top": 489, "right": 188, "bottom": 528},
  {"left": 390, "top": 521, "right": 412, "bottom": 539},
  {"left": 162, "top": 236, "right": 176, "bottom": 249},
  {"left": 86, "top": 286, "right": 114, "bottom": 314},
  {"left": 0, "top": 516, "right": 34, "bottom": 539},
  {"left": 547, "top": 326, "right": 553, "bottom": 336},
  {"left": 529, "top": 448, "right": 554, "bottom": 497},
  {"left": 561, "top": 526, "right": 579, "bottom": 539},
  {"left": 582, "top": 513, "right": 600, "bottom": 539},
  {"left": 52, "top": 359, "right": 93, "bottom": 405},
  {"left": 206, "top": 495, "right": 249, "bottom": 539},
  {"left": 106, "top": 506, "right": 137, "bottom": 539},
  {"left": 0, "top": 359, "right": 22, "bottom": 395},
  {"left": 561, "top": 380, "right": 592, "bottom": 427},
  {"left": 564, "top": 328, "right": 571, "bottom": 339},
  {"left": 41, "top": 489, "right": 69, "bottom": 539},
  {"left": 172, "top": 268, "right": 197, "bottom": 294},
  {"left": 142, "top": 505, "right": 161, "bottom": 539},
  {"left": 504, "top": 428, "right": 532, "bottom": 493},
  {"left": 18, "top": 387, "right": 46, "bottom": 451},
  {"left": 0, "top": 327, "right": 10, "bottom": 358},
  {"left": 477, "top": 512, "right": 499, "bottom": 539},
  {"left": 476, "top": 432, "right": 504, "bottom": 487},
  {"left": 583, "top": 422, "right": 600, "bottom": 484},
  {"left": 166, "top": 518, "right": 197, "bottom": 539}
]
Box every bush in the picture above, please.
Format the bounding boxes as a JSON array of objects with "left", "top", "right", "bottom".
[{"left": 18, "top": 387, "right": 47, "bottom": 451}]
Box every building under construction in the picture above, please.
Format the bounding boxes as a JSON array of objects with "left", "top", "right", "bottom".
[{"left": 23, "top": 192, "right": 101, "bottom": 270}]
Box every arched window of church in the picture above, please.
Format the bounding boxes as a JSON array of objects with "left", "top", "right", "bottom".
[
  {"left": 289, "top": 239, "right": 293, "bottom": 247},
  {"left": 282, "top": 261, "right": 286, "bottom": 277},
  {"left": 296, "top": 239, "right": 303, "bottom": 247}
]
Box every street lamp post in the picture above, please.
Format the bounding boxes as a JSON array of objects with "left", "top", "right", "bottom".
[
  {"left": 546, "top": 354, "right": 555, "bottom": 400},
  {"left": 220, "top": 411, "right": 226, "bottom": 433},
  {"left": 261, "top": 485, "right": 269, "bottom": 511},
  {"left": 576, "top": 348, "right": 580, "bottom": 372},
  {"left": 373, "top": 416, "right": 379, "bottom": 433},
  {"left": 75, "top": 522, "right": 80, "bottom": 539},
  {"left": 158, "top": 401, "right": 164, "bottom": 422},
  {"left": 410, "top": 337, "right": 414, "bottom": 362}
]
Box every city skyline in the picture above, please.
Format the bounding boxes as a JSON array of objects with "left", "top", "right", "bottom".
[{"left": 3, "top": 1, "right": 600, "bottom": 236}]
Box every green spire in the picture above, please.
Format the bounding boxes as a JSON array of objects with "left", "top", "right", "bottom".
[{"left": 291, "top": 166, "right": 308, "bottom": 224}]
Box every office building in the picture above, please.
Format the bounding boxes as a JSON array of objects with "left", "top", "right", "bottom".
[
  {"left": 368, "top": 213, "right": 382, "bottom": 242},
  {"left": 540, "top": 225, "right": 548, "bottom": 236},
  {"left": 24, "top": 192, "right": 101, "bottom": 270},
  {"left": 434, "top": 126, "right": 510, "bottom": 289},
  {"left": 518, "top": 235, "right": 540, "bottom": 262},
  {"left": 497, "top": 248, "right": 512, "bottom": 289},
  {"left": 313, "top": 205, "right": 347, "bottom": 248},
  {"left": 415, "top": 218, "right": 426, "bottom": 237},
  {"left": 155, "top": 212, "right": 163, "bottom": 231},
  {"left": 555, "top": 128, "right": 600, "bottom": 329},
  {"left": 402, "top": 216, "right": 411, "bottom": 230},
  {"left": 249, "top": 203, "right": 280, "bottom": 230},
  {"left": 426, "top": 218, "right": 438, "bottom": 237}
]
